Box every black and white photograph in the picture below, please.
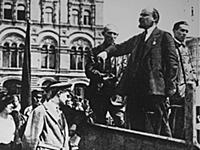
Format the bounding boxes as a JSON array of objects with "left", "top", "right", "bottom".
[{"left": 0, "top": 0, "right": 199, "bottom": 150}]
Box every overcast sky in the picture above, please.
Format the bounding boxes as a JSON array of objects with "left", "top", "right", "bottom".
[{"left": 104, "top": 0, "right": 190, "bottom": 43}]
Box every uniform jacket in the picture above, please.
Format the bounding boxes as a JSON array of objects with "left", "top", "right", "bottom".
[
  {"left": 85, "top": 42, "right": 117, "bottom": 97},
  {"left": 174, "top": 40, "right": 197, "bottom": 97},
  {"left": 22, "top": 101, "right": 69, "bottom": 150},
  {"left": 105, "top": 27, "right": 178, "bottom": 96}
]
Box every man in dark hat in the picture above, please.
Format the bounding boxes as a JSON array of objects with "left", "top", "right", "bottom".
[
  {"left": 23, "top": 88, "right": 44, "bottom": 117},
  {"left": 22, "top": 82, "right": 72, "bottom": 150}
]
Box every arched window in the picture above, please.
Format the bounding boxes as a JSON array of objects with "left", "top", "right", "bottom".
[
  {"left": 41, "top": 45, "right": 56, "bottom": 69},
  {"left": 11, "top": 43, "right": 17, "bottom": 67},
  {"left": 77, "top": 47, "right": 83, "bottom": 70},
  {"left": 41, "top": 45, "right": 48, "bottom": 68},
  {"left": 4, "top": 3, "right": 12, "bottom": 20},
  {"left": 70, "top": 39, "right": 91, "bottom": 70},
  {"left": 72, "top": 9, "right": 79, "bottom": 25},
  {"left": 49, "top": 45, "right": 56, "bottom": 69},
  {"left": 17, "top": 4, "right": 25, "bottom": 20},
  {"left": 2, "top": 42, "right": 23, "bottom": 68},
  {"left": 18, "top": 43, "right": 24, "bottom": 67},
  {"left": 44, "top": 7, "right": 53, "bottom": 23},
  {"left": 3, "top": 42, "right": 10, "bottom": 67},
  {"left": 83, "top": 10, "right": 91, "bottom": 25},
  {"left": 70, "top": 46, "right": 77, "bottom": 69}
]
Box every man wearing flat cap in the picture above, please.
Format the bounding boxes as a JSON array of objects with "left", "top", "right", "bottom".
[
  {"left": 85, "top": 24, "right": 127, "bottom": 127},
  {"left": 22, "top": 82, "right": 72, "bottom": 150},
  {"left": 24, "top": 88, "right": 45, "bottom": 117}
]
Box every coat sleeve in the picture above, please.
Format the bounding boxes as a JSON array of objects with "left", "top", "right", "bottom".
[
  {"left": 105, "top": 36, "right": 138, "bottom": 57},
  {"left": 22, "top": 106, "right": 45, "bottom": 150},
  {"left": 85, "top": 48, "right": 104, "bottom": 81},
  {"left": 162, "top": 32, "right": 178, "bottom": 97}
]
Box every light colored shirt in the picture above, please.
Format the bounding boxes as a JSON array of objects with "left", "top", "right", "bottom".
[
  {"left": 174, "top": 38, "right": 196, "bottom": 97},
  {"left": 24, "top": 105, "right": 33, "bottom": 117},
  {"left": 0, "top": 115, "right": 15, "bottom": 144},
  {"left": 145, "top": 25, "right": 156, "bottom": 41}
]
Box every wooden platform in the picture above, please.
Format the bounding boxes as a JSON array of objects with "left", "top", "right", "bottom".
[{"left": 79, "top": 123, "right": 199, "bottom": 150}]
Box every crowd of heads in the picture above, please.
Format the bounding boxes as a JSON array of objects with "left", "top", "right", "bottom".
[
  {"left": 0, "top": 81, "right": 92, "bottom": 118},
  {"left": 0, "top": 90, "right": 14, "bottom": 113}
]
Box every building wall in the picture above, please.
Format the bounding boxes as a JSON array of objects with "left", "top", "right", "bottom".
[
  {"left": 0, "top": 0, "right": 104, "bottom": 94},
  {"left": 184, "top": 0, "right": 200, "bottom": 79},
  {"left": 184, "top": 0, "right": 200, "bottom": 37}
]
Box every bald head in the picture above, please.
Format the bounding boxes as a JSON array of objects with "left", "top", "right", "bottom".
[{"left": 139, "top": 7, "right": 160, "bottom": 29}]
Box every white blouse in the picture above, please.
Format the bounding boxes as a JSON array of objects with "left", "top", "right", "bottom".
[{"left": 0, "top": 115, "right": 15, "bottom": 144}]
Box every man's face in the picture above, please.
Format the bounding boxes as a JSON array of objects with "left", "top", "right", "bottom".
[
  {"left": 58, "top": 90, "right": 72, "bottom": 105},
  {"left": 103, "top": 30, "right": 118, "bottom": 45},
  {"left": 33, "top": 93, "right": 43, "bottom": 105},
  {"left": 174, "top": 24, "right": 189, "bottom": 42},
  {"left": 139, "top": 8, "right": 155, "bottom": 29},
  {"left": 12, "top": 95, "right": 20, "bottom": 108}
]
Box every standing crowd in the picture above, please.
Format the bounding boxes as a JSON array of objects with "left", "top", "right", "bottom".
[
  {"left": 0, "top": 82, "right": 91, "bottom": 150},
  {"left": 0, "top": 6, "right": 198, "bottom": 150}
]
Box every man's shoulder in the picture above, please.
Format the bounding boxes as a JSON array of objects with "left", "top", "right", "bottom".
[
  {"left": 92, "top": 44, "right": 106, "bottom": 55},
  {"left": 157, "top": 28, "right": 172, "bottom": 37},
  {"left": 32, "top": 104, "right": 46, "bottom": 115},
  {"left": 92, "top": 43, "right": 104, "bottom": 50}
]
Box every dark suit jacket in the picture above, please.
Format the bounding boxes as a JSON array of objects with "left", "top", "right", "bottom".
[
  {"left": 85, "top": 42, "right": 117, "bottom": 97},
  {"left": 105, "top": 27, "right": 178, "bottom": 97}
]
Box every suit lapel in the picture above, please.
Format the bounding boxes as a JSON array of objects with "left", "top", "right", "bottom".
[
  {"left": 43, "top": 102, "right": 64, "bottom": 132},
  {"left": 130, "top": 33, "right": 144, "bottom": 60},
  {"left": 142, "top": 27, "right": 161, "bottom": 59}
]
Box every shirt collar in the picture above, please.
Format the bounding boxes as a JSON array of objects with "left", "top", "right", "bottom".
[
  {"left": 174, "top": 38, "right": 185, "bottom": 48},
  {"left": 48, "top": 100, "right": 60, "bottom": 112},
  {"left": 145, "top": 25, "right": 156, "bottom": 41}
]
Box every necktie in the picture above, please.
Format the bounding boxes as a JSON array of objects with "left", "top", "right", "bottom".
[{"left": 175, "top": 42, "right": 185, "bottom": 48}]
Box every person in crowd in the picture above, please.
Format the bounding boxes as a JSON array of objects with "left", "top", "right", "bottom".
[
  {"left": 12, "top": 94, "right": 21, "bottom": 112},
  {"left": 23, "top": 88, "right": 44, "bottom": 117},
  {"left": 97, "top": 7, "right": 178, "bottom": 136},
  {"left": 22, "top": 82, "right": 72, "bottom": 150},
  {"left": 169, "top": 21, "right": 198, "bottom": 139},
  {"left": 85, "top": 24, "right": 127, "bottom": 127},
  {"left": 0, "top": 90, "right": 16, "bottom": 150},
  {"left": 10, "top": 94, "right": 26, "bottom": 150}
]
